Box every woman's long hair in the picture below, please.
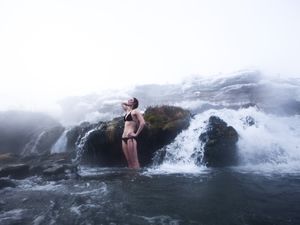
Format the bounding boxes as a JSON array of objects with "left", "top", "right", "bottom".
[{"left": 132, "top": 97, "right": 139, "bottom": 109}]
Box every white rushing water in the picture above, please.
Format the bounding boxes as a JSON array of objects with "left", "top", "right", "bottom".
[
  {"left": 73, "top": 127, "right": 99, "bottom": 163},
  {"left": 51, "top": 129, "right": 69, "bottom": 154},
  {"left": 151, "top": 107, "right": 300, "bottom": 174}
]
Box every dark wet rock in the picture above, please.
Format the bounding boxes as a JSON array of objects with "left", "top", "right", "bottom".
[
  {"left": 241, "top": 116, "right": 255, "bottom": 126},
  {"left": 29, "top": 164, "right": 44, "bottom": 176},
  {"left": 42, "top": 163, "right": 78, "bottom": 181},
  {"left": 78, "top": 118, "right": 125, "bottom": 166},
  {"left": 0, "top": 164, "right": 30, "bottom": 179},
  {"left": 22, "top": 126, "right": 65, "bottom": 156},
  {"left": 26, "top": 153, "right": 75, "bottom": 176},
  {"left": 0, "top": 111, "right": 63, "bottom": 155},
  {"left": 43, "top": 164, "right": 66, "bottom": 176},
  {"left": 0, "top": 178, "right": 16, "bottom": 189},
  {"left": 66, "top": 122, "right": 99, "bottom": 152},
  {"left": 139, "top": 106, "right": 191, "bottom": 165},
  {"left": 0, "top": 152, "right": 77, "bottom": 181},
  {"left": 198, "top": 116, "right": 238, "bottom": 167},
  {"left": 78, "top": 105, "right": 191, "bottom": 166},
  {"left": 0, "top": 153, "right": 18, "bottom": 165}
]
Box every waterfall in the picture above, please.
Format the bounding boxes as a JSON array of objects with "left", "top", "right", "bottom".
[
  {"left": 150, "top": 107, "right": 300, "bottom": 173},
  {"left": 22, "top": 131, "right": 46, "bottom": 155},
  {"left": 51, "top": 129, "right": 69, "bottom": 154},
  {"left": 73, "top": 127, "right": 99, "bottom": 164},
  {"left": 150, "top": 114, "right": 208, "bottom": 173}
]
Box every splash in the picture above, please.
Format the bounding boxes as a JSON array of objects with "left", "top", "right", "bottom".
[
  {"left": 151, "top": 107, "right": 300, "bottom": 173},
  {"left": 149, "top": 113, "right": 208, "bottom": 174},
  {"left": 73, "top": 127, "right": 99, "bottom": 164}
]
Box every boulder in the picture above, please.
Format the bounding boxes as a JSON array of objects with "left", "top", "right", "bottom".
[
  {"left": 241, "top": 116, "right": 255, "bottom": 127},
  {"left": 77, "top": 105, "right": 191, "bottom": 166},
  {"left": 66, "top": 122, "right": 98, "bottom": 152},
  {"left": 0, "top": 164, "right": 30, "bottom": 179},
  {"left": 139, "top": 105, "right": 191, "bottom": 165},
  {"left": 0, "top": 178, "right": 16, "bottom": 189},
  {"left": 0, "top": 111, "right": 63, "bottom": 156},
  {"left": 198, "top": 116, "right": 238, "bottom": 167},
  {"left": 24, "top": 152, "right": 75, "bottom": 176},
  {"left": 42, "top": 164, "right": 66, "bottom": 176},
  {"left": 77, "top": 118, "right": 125, "bottom": 166},
  {"left": 0, "top": 153, "right": 17, "bottom": 165},
  {"left": 22, "top": 126, "right": 65, "bottom": 156}
]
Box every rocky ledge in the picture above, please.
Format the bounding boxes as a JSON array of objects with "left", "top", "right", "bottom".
[
  {"left": 0, "top": 106, "right": 242, "bottom": 186},
  {"left": 75, "top": 105, "right": 191, "bottom": 166}
]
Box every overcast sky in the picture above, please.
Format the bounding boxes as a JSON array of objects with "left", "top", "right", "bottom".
[{"left": 0, "top": 0, "right": 299, "bottom": 112}]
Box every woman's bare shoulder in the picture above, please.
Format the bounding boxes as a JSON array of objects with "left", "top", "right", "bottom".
[{"left": 131, "top": 109, "right": 142, "bottom": 115}]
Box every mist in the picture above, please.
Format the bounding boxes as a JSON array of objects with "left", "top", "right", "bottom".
[{"left": 0, "top": 0, "right": 300, "bottom": 122}]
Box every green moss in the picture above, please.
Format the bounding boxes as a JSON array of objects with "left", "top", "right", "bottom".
[{"left": 144, "top": 105, "right": 190, "bottom": 130}]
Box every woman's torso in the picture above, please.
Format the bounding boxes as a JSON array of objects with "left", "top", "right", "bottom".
[{"left": 122, "top": 111, "right": 138, "bottom": 137}]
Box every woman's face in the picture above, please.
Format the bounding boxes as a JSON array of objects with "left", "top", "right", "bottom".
[{"left": 128, "top": 98, "right": 134, "bottom": 106}]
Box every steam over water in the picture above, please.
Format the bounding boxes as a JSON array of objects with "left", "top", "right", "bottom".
[{"left": 1, "top": 71, "right": 300, "bottom": 225}]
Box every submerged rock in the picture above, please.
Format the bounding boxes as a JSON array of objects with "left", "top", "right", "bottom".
[
  {"left": 42, "top": 164, "right": 66, "bottom": 176},
  {"left": 0, "top": 164, "right": 30, "bottom": 179},
  {"left": 199, "top": 116, "right": 238, "bottom": 167},
  {"left": 0, "top": 152, "right": 78, "bottom": 180},
  {"left": 241, "top": 116, "right": 255, "bottom": 127},
  {"left": 78, "top": 105, "right": 191, "bottom": 166},
  {"left": 0, "top": 178, "right": 16, "bottom": 189}
]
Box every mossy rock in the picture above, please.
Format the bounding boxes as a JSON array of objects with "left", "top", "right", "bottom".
[
  {"left": 144, "top": 105, "right": 191, "bottom": 130},
  {"left": 78, "top": 105, "right": 191, "bottom": 167},
  {"left": 198, "top": 116, "right": 239, "bottom": 167},
  {"left": 139, "top": 106, "right": 191, "bottom": 165}
]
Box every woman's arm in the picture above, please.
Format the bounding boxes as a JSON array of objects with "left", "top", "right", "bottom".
[
  {"left": 131, "top": 110, "right": 145, "bottom": 137},
  {"left": 121, "top": 102, "right": 129, "bottom": 111}
]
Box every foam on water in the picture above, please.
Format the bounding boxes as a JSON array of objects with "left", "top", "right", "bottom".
[
  {"left": 0, "top": 209, "right": 26, "bottom": 223},
  {"left": 148, "top": 112, "right": 208, "bottom": 174},
  {"left": 21, "top": 180, "right": 65, "bottom": 191},
  {"left": 70, "top": 182, "right": 108, "bottom": 196},
  {"left": 214, "top": 108, "right": 300, "bottom": 172},
  {"left": 138, "top": 215, "right": 181, "bottom": 225},
  {"left": 147, "top": 163, "right": 208, "bottom": 175}
]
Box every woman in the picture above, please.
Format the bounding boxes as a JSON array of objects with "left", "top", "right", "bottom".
[{"left": 121, "top": 97, "right": 145, "bottom": 169}]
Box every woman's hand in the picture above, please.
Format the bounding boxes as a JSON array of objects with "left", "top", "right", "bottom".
[{"left": 128, "top": 132, "right": 137, "bottom": 138}]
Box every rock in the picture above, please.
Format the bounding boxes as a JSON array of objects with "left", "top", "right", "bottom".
[
  {"left": 42, "top": 163, "right": 78, "bottom": 181},
  {"left": 241, "top": 116, "right": 255, "bottom": 127},
  {"left": 43, "top": 164, "right": 66, "bottom": 176},
  {"left": 77, "top": 118, "right": 126, "bottom": 166},
  {"left": 0, "top": 153, "right": 17, "bottom": 165},
  {"left": 0, "top": 178, "right": 16, "bottom": 189},
  {"left": 26, "top": 153, "right": 75, "bottom": 176},
  {"left": 77, "top": 105, "right": 191, "bottom": 166},
  {"left": 139, "top": 105, "right": 191, "bottom": 165},
  {"left": 0, "top": 111, "right": 63, "bottom": 156},
  {"left": 199, "top": 116, "right": 238, "bottom": 167},
  {"left": 22, "top": 126, "right": 65, "bottom": 156},
  {"left": 0, "top": 164, "right": 30, "bottom": 179},
  {"left": 66, "top": 122, "right": 98, "bottom": 152}
]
